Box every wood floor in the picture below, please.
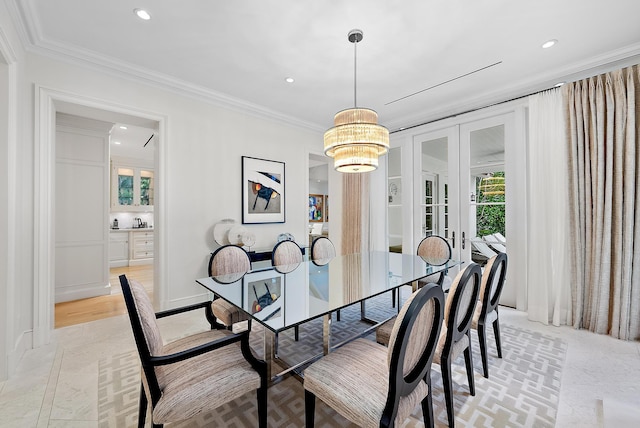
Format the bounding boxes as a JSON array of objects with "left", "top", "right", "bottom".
[{"left": 54, "top": 264, "right": 154, "bottom": 329}]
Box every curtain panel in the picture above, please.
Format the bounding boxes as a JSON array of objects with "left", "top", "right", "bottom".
[
  {"left": 527, "top": 88, "right": 572, "bottom": 326},
  {"left": 566, "top": 64, "right": 640, "bottom": 340},
  {"left": 341, "top": 173, "right": 370, "bottom": 255}
]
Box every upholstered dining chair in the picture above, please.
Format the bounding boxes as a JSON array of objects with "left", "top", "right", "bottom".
[
  {"left": 472, "top": 252, "right": 508, "bottom": 378},
  {"left": 310, "top": 236, "right": 336, "bottom": 264},
  {"left": 376, "top": 263, "right": 481, "bottom": 428},
  {"left": 119, "top": 274, "right": 267, "bottom": 428},
  {"left": 208, "top": 244, "right": 252, "bottom": 331},
  {"left": 272, "top": 240, "right": 304, "bottom": 340},
  {"left": 417, "top": 235, "right": 453, "bottom": 291},
  {"left": 304, "top": 282, "right": 444, "bottom": 428}
]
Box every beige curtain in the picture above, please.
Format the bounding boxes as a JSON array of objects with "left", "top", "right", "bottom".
[
  {"left": 341, "top": 173, "right": 370, "bottom": 255},
  {"left": 566, "top": 64, "right": 640, "bottom": 340}
]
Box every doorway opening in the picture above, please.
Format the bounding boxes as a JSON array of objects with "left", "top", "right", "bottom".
[
  {"left": 308, "top": 154, "right": 329, "bottom": 248},
  {"left": 51, "top": 105, "right": 159, "bottom": 329}
]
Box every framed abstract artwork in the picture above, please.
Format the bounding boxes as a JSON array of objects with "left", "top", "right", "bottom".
[
  {"left": 242, "top": 156, "right": 285, "bottom": 224},
  {"left": 309, "top": 194, "right": 324, "bottom": 222}
]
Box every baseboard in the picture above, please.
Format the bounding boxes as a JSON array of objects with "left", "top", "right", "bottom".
[
  {"left": 55, "top": 283, "right": 111, "bottom": 303},
  {"left": 163, "top": 292, "right": 211, "bottom": 310},
  {"left": 128, "top": 258, "right": 153, "bottom": 266},
  {"left": 6, "top": 329, "right": 33, "bottom": 378}
]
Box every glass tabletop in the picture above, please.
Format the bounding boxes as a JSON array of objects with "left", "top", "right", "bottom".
[{"left": 196, "top": 251, "right": 458, "bottom": 334}]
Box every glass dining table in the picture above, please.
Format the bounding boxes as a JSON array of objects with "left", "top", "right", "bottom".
[{"left": 196, "top": 250, "right": 459, "bottom": 384}]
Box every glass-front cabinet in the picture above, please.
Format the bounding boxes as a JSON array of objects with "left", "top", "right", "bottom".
[{"left": 111, "top": 163, "right": 154, "bottom": 211}]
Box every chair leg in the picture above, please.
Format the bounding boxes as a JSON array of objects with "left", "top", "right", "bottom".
[
  {"left": 477, "top": 322, "right": 489, "bottom": 378},
  {"left": 421, "top": 371, "right": 435, "bottom": 428},
  {"left": 294, "top": 325, "right": 300, "bottom": 341},
  {"left": 441, "top": 359, "right": 455, "bottom": 428},
  {"left": 138, "top": 383, "right": 147, "bottom": 428},
  {"left": 464, "top": 339, "right": 476, "bottom": 396},
  {"left": 336, "top": 310, "right": 341, "bottom": 322},
  {"left": 257, "top": 385, "right": 267, "bottom": 428},
  {"left": 305, "top": 390, "right": 316, "bottom": 427},
  {"left": 391, "top": 289, "right": 396, "bottom": 308},
  {"left": 493, "top": 318, "right": 502, "bottom": 358}
]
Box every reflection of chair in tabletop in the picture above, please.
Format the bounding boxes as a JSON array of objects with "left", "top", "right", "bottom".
[
  {"left": 271, "top": 240, "right": 303, "bottom": 340},
  {"left": 304, "top": 283, "right": 444, "bottom": 428},
  {"left": 208, "top": 244, "right": 251, "bottom": 331},
  {"left": 120, "top": 275, "right": 268, "bottom": 428}
]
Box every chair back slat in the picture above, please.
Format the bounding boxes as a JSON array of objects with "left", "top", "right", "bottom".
[
  {"left": 311, "top": 236, "right": 336, "bottom": 260},
  {"left": 272, "top": 240, "right": 303, "bottom": 265}
]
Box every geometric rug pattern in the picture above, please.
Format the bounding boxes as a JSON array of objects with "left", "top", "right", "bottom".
[{"left": 98, "top": 294, "right": 566, "bottom": 427}]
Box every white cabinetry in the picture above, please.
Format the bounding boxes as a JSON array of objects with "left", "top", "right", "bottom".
[
  {"left": 130, "top": 230, "right": 154, "bottom": 266},
  {"left": 109, "top": 231, "right": 129, "bottom": 267},
  {"left": 111, "top": 161, "right": 154, "bottom": 212}
]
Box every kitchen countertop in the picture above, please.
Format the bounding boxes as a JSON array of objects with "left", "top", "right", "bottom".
[{"left": 110, "top": 227, "right": 154, "bottom": 232}]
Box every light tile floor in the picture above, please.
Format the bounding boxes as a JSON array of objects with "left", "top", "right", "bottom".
[{"left": 0, "top": 307, "right": 639, "bottom": 427}]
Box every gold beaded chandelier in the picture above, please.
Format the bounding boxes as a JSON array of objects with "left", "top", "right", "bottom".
[{"left": 324, "top": 30, "right": 389, "bottom": 173}]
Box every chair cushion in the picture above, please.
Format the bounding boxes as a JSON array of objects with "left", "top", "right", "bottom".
[
  {"left": 472, "top": 304, "right": 498, "bottom": 329},
  {"left": 211, "top": 299, "right": 250, "bottom": 326},
  {"left": 304, "top": 338, "right": 428, "bottom": 428},
  {"left": 152, "top": 330, "right": 261, "bottom": 424},
  {"left": 375, "top": 316, "right": 395, "bottom": 346},
  {"left": 433, "top": 325, "right": 470, "bottom": 364}
]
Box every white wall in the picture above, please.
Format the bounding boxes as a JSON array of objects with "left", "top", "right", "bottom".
[{"left": 0, "top": 14, "right": 323, "bottom": 377}]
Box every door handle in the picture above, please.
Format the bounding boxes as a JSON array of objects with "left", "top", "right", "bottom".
[
  {"left": 451, "top": 231, "right": 455, "bottom": 249},
  {"left": 462, "top": 232, "right": 466, "bottom": 250}
]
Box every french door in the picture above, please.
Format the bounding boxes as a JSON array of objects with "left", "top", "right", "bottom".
[{"left": 413, "top": 113, "right": 516, "bottom": 306}]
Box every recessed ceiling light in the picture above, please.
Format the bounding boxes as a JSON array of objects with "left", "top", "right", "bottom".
[
  {"left": 542, "top": 39, "right": 557, "bottom": 49},
  {"left": 285, "top": 77, "right": 294, "bottom": 83},
  {"left": 554, "top": 82, "right": 565, "bottom": 87},
  {"left": 119, "top": 125, "right": 128, "bottom": 130},
  {"left": 134, "top": 8, "right": 151, "bottom": 20},
  {"left": 114, "top": 141, "right": 121, "bottom": 145}
]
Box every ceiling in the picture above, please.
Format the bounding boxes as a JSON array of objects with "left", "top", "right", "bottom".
[{"left": 9, "top": 0, "right": 640, "bottom": 134}]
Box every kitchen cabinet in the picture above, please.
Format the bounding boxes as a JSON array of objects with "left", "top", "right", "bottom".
[
  {"left": 130, "top": 230, "right": 154, "bottom": 265},
  {"left": 111, "top": 163, "right": 154, "bottom": 212},
  {"left": 109, "top": 231, "right": 129, "bottom": 267}
]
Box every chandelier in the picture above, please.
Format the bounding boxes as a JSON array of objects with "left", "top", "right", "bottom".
[{"left": 324, "top": 30, "right": 389, "bottom": 173}]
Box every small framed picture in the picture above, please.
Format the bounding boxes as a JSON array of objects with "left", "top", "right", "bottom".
[
  {"left": 242, "top": 156, "right": 285, "bottom": 224},
  {"left": 309, "top": 194, "right": 324, "bottom": 222}
]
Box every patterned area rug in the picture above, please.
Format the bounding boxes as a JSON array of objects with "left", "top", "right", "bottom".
[{"left": 98, "top": 295, "right": 566, "bottom": 427}]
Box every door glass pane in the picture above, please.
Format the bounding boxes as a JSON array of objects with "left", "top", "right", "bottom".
[
  {"left": 420, "top": 137, "right": 448, "bottom": 238},
  {"left": 388, "top": 147, "right": 402, "bottom": 253},
  {"left": 117, "top": 168, "right": 134, "bottom": 206},
  {"left": 468, "top": 124, "right": 505, "bottom": 265}
]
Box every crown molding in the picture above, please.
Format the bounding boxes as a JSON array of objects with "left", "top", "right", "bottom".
[{"left": 7, "top": 1, "right": 324, "bottom": 133}]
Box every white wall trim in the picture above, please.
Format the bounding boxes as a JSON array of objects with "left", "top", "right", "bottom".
[
  {"left": 34, "top": 86, "right": 168, "bottom": 347},
  {"left": 6, "top": 330, "right": 32, "bottom": 376},
  {"left": 0, "top": 23, "right": 19, "bottom": 381}
]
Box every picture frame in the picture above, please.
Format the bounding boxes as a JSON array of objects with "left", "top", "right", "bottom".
[
  {"left": 242, "top": 156, "right": 285, "bottom": 224},
  {"left": 309, "top": 194, "right": 324, "bottom": 222}
]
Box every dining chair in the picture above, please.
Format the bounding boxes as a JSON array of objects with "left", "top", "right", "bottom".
[
  {"left": 433, "top": 263, "right": 481, "bottom": 428},
  {"left": 208, "top": 244, "right": 252, "bottom": 331},
  {"left": 272, "top": 240, "right": 303, "bottom": 340},
  {"left": 119, "top": 274, "right": 268, "bottom": 428},
  {"left": 417, "top": 235, "right": 453, "bottom": 291},
  {"left": 472, "top": 252, "right": 507, "bottom": 378},
  {"left": 304, "top": 282, "right": 445, "bottom": 428}
]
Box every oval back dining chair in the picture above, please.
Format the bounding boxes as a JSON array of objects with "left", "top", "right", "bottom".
[
  {"left": 120, "top": 274, "right": 267, "bottom": 428},
  {"left": 208, "top": 244, "right": 251, "bottom": 330},
  {"left": 472, "top": 252, "right": 508, "bottom": 378},
  {"left": 310, "top": 236, "right": 336, "bottom": 265},
  {"left": 304, "top": 283, "right": 445, "bottom": 428},
  {"left": 417, "top": 235, "right": 453, "bottom": 291},
  {"left": 433, "top": 263, "right": 482, "bottom": 428}
]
